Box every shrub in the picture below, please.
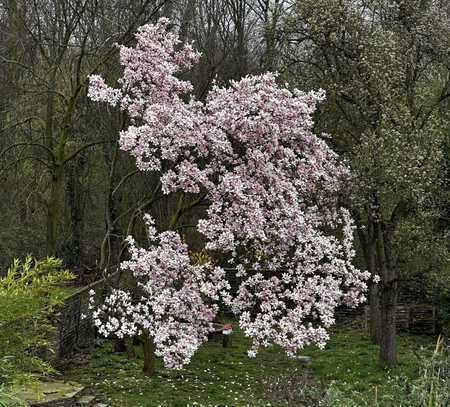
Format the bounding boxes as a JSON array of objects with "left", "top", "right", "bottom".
[
  {"left": 407, "top": 336, "right": 449, "bottom": 407},
  {"left": 0, "top": 257, "right": 74, "bottom": 387},
  {"left": 322, "top": 336, "right": 449, "bottom": 406},
  {"left": 0, "top": 387, "right": 27, "bottom": 407}
]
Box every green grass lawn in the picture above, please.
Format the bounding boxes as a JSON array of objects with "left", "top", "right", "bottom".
[{"left": 64, "top": 327, "right": 435, "bottom": 407}]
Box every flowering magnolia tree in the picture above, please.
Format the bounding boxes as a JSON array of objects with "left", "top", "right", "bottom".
[{"left": 88, "top": 18, "right": 370, "bottom": 372}]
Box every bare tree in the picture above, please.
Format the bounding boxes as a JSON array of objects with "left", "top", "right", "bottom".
[
  {"left": 283, "top": 0, "right": 450, "bottom": 366},
  {"left": 0, "top": 0, "right": 168, "bottom": 259}
]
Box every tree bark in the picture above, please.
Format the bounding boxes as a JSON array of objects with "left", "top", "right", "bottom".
[
  {"left": 368, "top": 221, "right": 381, "bottom": 344},
  {"left": 379, "top": 279, "right": 397, "bottom": 367},
  {"left": 356, "top": 214, "right": 381, "bottom": 343},
  {"left": 46, "top": 164, "right": 64, "bottom": 256},
  {"left": 375, "top": 221, "right": 398, "bottom": 367},
  {"left": 260, "top": 0, "right": 281, "bottom": 71},
  {"left": 99, "top": 142, "right": 120, "bottom": 272},
  {"left": 369, "top": 281, "right": 381, "bottom": 344},
  {"left": 142, "top": 334, "right": 156, "bottom": 376},
  {"left": 65, "top": 157, "right": 84, "bottom": 266}
]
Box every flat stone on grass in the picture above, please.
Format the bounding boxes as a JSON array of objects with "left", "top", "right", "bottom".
[{"left": 16, "top": 380, "right": 84, "bottom": 406}]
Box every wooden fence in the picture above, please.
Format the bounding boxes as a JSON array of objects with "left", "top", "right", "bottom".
[
  {"left": 55, "top": 270, "right": 124, "bottom": 357},
  {"left": 363, "top": 304, "right": 437, "bottom": 334}
]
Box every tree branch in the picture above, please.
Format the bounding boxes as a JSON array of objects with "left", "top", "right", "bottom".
[
  {"left": 63, "top": 140, "right": 110, "bottom": 164},
  {"left": 0, "top": 143, "right": 55, "bottom": 160}
]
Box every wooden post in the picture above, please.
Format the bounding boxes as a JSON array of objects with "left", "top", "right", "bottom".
[{"left": 222, "top": 323, "right": 233, "bottom": 348}]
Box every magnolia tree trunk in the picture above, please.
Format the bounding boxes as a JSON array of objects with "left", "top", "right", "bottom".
[{"left": 142, "top": 334, "right": 156, "bottom": 376}]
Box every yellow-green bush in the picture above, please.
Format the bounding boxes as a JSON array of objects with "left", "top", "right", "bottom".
[{"left": 0, "top": 257, "right": 74, "bottom": 387}]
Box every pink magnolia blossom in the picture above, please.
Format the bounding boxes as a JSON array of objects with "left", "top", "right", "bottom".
[
  {"left": 88, "top": 18, "right": 370, "bottom": 368},
  {"left": 90, "top": 215, "right": 230, "bottom": 369}
]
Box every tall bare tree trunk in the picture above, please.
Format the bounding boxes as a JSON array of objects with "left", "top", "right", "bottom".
[
  {"left": 260, "top": 0, "right": 280, "bottom": 71},
  {"left": 99, "top": 142, "right": 119, "bottom": 272},
  {"left": 369, "top": 281, "right": 381, "bottom": 344},
  {"left": 65, "top": 156, "right": 85, "bottom": 266},
  {"left": 367, "top": 220, "right": 381, "bottom": 344},
  {"left": 46, "top": 165, "right": 64, "bottom": 256},
  {"left": 356, "top": 214, "right": 381, "bottom": 344},
  {"left": 376, "top": 221, "right": 397, "bottom": 367},
  {"left": 379, "top": 279, "right": 397, "bottom": 366}
]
